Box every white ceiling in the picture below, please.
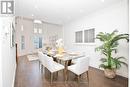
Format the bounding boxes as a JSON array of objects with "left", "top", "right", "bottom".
[{"left": 15, "top": 0, "right": 120, "bottom": 25}]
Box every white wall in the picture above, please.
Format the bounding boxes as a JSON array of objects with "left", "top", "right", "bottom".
[
  {"left": 63, "top": 0, "right": 128, "bottom": 77},
  {"left": 16, "top": 17, "right": 63, "bottom": 56},
  {"left": 0, "top": 17, "right": 16, "bottom": 87},
  {"left": 0, "top": 19, "right": 3, "bottom": 87}
]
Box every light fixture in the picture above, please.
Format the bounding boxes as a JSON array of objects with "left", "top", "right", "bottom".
[
  {"left": 32, "top": 14, "right": 34, "bottom": 17},
  {"left": 34, "top": 5, "right": 38, "bottom": 9},
  {"left": 101, "top": 0, "right": 104, "bottom": 2},
  {"left": 79, "top": 9, "right": 84, "bottom": 13},
  {"left": 33, "top": 20, "right": 42, "bottom": 24}
]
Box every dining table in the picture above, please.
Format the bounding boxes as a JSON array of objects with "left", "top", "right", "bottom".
[{"left": 45, "top": 51, "right": 85, "bottom": 81}]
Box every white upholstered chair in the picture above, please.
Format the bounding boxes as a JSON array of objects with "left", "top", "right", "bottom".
[
  {"left": 45, "top": 56, "right": 65, "bottom": 83},
  {"left": 68, "top": 56, "right": 89, "bottom": 83},
  {"left": 38, "top": 51, "right": 65, "bottom": 83},
  {"left": 71, "top": 52, "right": 85, "bottom": 64},
  {"left": 38, "top": 51, "right": 47, "bottom": 72}
]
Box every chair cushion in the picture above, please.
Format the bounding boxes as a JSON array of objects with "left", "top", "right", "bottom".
[
  {"left": 68, "top": 65, "right": 83, "bottom": 75},
  {"left": 46, "top": 61, "right": 64, "bottom": 73},
  {"left": 68, "top": 57, "right": 89, "bottom": 75}
]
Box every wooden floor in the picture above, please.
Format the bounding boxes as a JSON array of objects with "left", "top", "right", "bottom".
[{"left": 14, "top": 55, "right": 128, "bottom": 87}]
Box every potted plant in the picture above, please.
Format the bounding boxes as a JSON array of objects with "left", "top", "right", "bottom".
[{"left": 95, "top": 30, "right": 129, "bottom": 78}]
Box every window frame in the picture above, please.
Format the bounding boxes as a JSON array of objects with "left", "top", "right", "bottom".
[
  {"left": 84, "top": 28, "right": 95, "bottom": 43},
  {"left": 74, "top": 28, "right": 95, "bottom": 45},
  {"left": 21, "top": 35, "right": 25, "bottom": 50},
  {"left": 75, "top": 31, "right": 83, "bottom": 43}
]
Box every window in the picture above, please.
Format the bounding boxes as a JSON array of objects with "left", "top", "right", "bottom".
[
  {"left": 84, "top": 29, "right": 95, "bottom": 43},
  {"left": 21, "top": 35, "right": 25, "bottom": 50},
  {"left": 34, "top": 28, "right": 38, "bottom": 33},
  {"left": 34, "top": 23, "right": 43, "bottom": 34},
  {"left": 39, "top": 37, "right": 42, "bottom": 48},
  {"left": 75, "top": 31, "right": 83, "bottom": 43},
  {"left": 33, "top": 22, "right": 43, "bottom": 49},
  {"left": 75, "top": 28, "right": 95, "bottom": 43},
  {"left": 33, "top": 36, "right": 42, "bottom": 49},
  {"left": 38, "top": 28, "right": 42, "bottom": 34}
]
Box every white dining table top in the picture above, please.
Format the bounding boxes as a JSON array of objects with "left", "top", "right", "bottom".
[
  {"left": 53, "top": 52, "right": 85, "bottom": 61},
  {"left": 42, "top": 50, "right": 85, "bottom": 61}
]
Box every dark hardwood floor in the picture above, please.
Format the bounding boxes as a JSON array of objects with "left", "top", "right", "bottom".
[{"left": 14, "top": 55, "right": 128, "bottom": 87}]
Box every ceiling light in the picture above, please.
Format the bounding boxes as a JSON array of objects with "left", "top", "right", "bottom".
[
  {"left": 34, "top": 20, "right": 42, "bottom": 24},
  {"left": 67, "top": 16, "right": 71, "bottom": 20},
  {"left": 32, "top": 14, "right": 34, "bottom": 17},
  {"left": 34, "top": 5, "right": 38, "bottom": 9},
  {"left": 101, "top": 0, "right": 104, "bottom": 2},
  {"left": 79, "top": 9, "right": 84, "bottom": 13}
]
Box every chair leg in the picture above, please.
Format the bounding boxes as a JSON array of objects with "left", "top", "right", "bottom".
[
  {"left": 79, "top": 74, "right": 82, "bottom": 78},
  {"left": 65, "top": 69, "right": 69, "bottom": 83},
  {"left": 86, "top": 71, "right": 89, "bottom": 84},
  {"left": 64, "top": 61, "right": 68, "bottom": 81},
  {"left": 41, "top": 65, "right": 43, "bottom": 73},
  {"left": 67, "top": 70, "right": 69, "bottom": 81},
  {"left": 63, "top": 70, "right": 65, "bottom": 82},
  {"left": 51, "top": 73, "right": 53, "bottom": 84},
  {"left": 39, "top": 61, "right": 40, "bottom": 71},
  {"left": 56, "top": 72, "right": 58, "bottom": 80},
  {"left": 77, "top": 75, "right": 80, "bottom": 84},
  {"left": 60, "top": 60, "right": 61, "bottom": 64}
]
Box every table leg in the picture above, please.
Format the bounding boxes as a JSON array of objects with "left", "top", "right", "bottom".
[{"left": 64, "top": 61, "right": 68, "bottom": 81}]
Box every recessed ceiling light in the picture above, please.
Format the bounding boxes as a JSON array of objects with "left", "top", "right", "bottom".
[
  {"left": 35, "top": 5, "right": 38, "bottom": 9},
  {"left": 32, "top": 14, "right": 34, "bottom": 17},
  {"left": 101, "top": 0, "right": 104, "bottom": 2},
  {"left": 67, "top": 16, "right": 71, "bottom": 20},
  {"left": 79, "top": 9, "right": 84, "bottom": 13}
]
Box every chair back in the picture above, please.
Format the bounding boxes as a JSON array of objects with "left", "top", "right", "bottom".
[
  {"left": 38, "top": 51, "right": 44, "bottom": 63},
  {"left": 75, "top": 56, "right": 89, "bottom": 74},
  {"left": 38, "top": 51, "right": 48, "bottom": 67},
  {"left": 45, "top": 56, "right": 54, "bottom": 68}
]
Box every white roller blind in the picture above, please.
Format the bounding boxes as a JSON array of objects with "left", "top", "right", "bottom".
[
  {"left": 84, "top": 29, "right": 95, "bottom": 43},
  {"left": 75, "top": 31, "right": 83, "bottom": 43}
]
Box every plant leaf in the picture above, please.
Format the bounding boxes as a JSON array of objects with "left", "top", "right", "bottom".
[{"left": 100, "top": 58, "right": 107, "bottom": 62}]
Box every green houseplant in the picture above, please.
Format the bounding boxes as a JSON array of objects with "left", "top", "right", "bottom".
[{"left": 96, "top": 30, "right": 129, "bottom": 78}]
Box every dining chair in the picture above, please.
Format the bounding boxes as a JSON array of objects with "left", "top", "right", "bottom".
[
  {"left": 71, "top": 52, "right": 85, "bottom": 64},
  {"left": 38, "top": 51, "right": 47, "bottom": 72},
  {"left": 44, "top": 55, "right": 65, "bottom": 83},
  {"left": 68, "top": 56, "right": 89, "bottom": 83}
]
